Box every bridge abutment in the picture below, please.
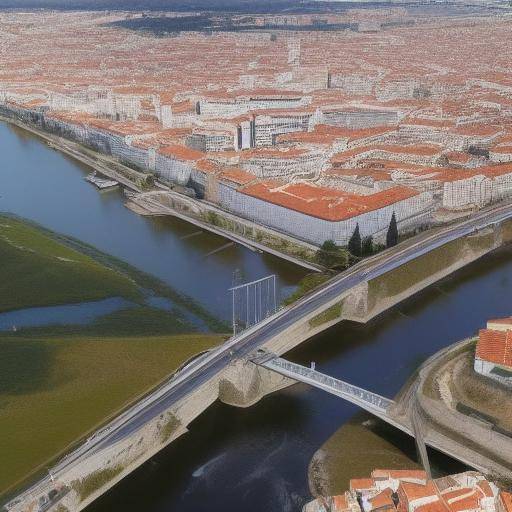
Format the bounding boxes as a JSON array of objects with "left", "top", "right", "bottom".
[{"left": 218, "top": 359, "right": 295, "bottom": 408}]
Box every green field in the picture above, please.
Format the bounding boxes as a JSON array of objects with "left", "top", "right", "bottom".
[
  {"left": 0, "top": 216, "right": 141, "bottom": 312},
  {"left": 0, "top": 214, "right": 225, "bottom": 496},
  {"left": 0, "top": 331, "right": 221, "bottom": 495}
]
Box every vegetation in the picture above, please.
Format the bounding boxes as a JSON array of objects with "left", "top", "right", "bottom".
[
  {"left": 0, "top": 215, "right": 225, "bottom": 496},
  {"left": 0, "top": 216, "right": 140, "bottom": 312},
  {"left": 0, "top": 213, "right": 226, "bottom": 332},
  {"left": 348, "top": 224, "right": 362, "bottom": 257},
  {"left": 309, "top": 302, "right": 342, "bottom": 329},
  {"left": 72, "top": 466, "right": 124, "bottom": 502},
  {"left": 108, "top": 14, "right": 356, "bottom": 35},
  {"left": 0, "top": 330, "right": 222, "bottom": 495},
  {"left": 202, "top": 209, "right": 318, "bottom": 264},
  {"left": 386, "top": 212, "right": 399, "bottom": 248},
  {"left": 315, "top": 240, "right": 349, "bottom": 269},
  {"left": 160, "top": 414, "right": 182, "bottom": 443},
  {"left": 361, "top": 236, "right": 374, "bottom": 257},
  {"left": 311, "top": 413, "right": 420, "bottom": 497},
  {"left": 283, "top": 273, "right": 331, "bottom": 306}
]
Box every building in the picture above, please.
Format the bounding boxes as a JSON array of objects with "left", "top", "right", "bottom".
[
  {"left": 304, "top": 470, "right": 510, "bottom": 512},
  {"left": 217, "top": 180, "right": 434, "bottom": 246},
  {"left": 474, "top": 317, "right": 512, "bottom": 386}
]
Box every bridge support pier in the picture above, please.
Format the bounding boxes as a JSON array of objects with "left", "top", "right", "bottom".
[{"left": 218, "top": 359, "right": 296, "bottom": 408}]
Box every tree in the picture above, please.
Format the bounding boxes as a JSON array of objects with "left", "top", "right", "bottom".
[
  {"left": 386, "top": 212, "right": 399, "bottom": 248},
  {"left": 316, "top": 240, "right": 348, "bottom": 269},
  {"left": 362, "top": 235, "right": 374, "bottom": 257},
  {"left": 317, "top": 240, "right": 337, "bottom": 268},
  {"left": 348, "top": 224, "right": 362, "bottom": 257}
]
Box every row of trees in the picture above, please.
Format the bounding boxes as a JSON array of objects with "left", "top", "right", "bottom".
[
  {"left": 316, "top": 212, "right": 399, "bottom": 268},
  {"left": 348, "top": 211, "right": 399, "bottom": 257}
]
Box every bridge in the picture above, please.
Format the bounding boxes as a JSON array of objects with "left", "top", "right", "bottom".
[
  {"left": 254, "top": 352, "right": 512, "bottom": 481},
  {"left": 254, "top": 352, "right": 394, "bottom": 416},
  {"left": 6, "top": 198, "right": 512, "bottom": 512},
  {"left": 252, "top": 352, "right": 439, "bottom": 472}
]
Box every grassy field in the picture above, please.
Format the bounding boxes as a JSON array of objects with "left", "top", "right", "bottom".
[
  {"left": 0, "top": 216, "right": 140, "bottom": 312},
  {"left": 0, "top": 331, "right": 222, "bottom": 495},
  {"left": 0, "top": 215, "right": 226, "bottom": 496},
  {"left": 310, "top": 414, "right": 420, "bottom": 497}
]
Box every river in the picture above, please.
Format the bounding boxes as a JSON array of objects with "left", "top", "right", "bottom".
[
  {"left": 0, "top": 122, "right": 306, "bottom": 322},
  {"left": 2, "top": 121, "right": 512, "bottom": 511}
]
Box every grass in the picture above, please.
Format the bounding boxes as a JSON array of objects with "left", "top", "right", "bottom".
[
  {"left": 0, "top": 215, "right": 227, "bottom": 497},
  {"left": 19, "top": 305, "right": 194, "bottom": 338},
  {"left": 312, "top": 414, "right": 420, "bottom": 496},
  {"left": 308, "top": 302, "right": 342, "bottom": 329},
  {"left": 0, "top": 331, "right": 222, "bottom": 496},
  {"left": 72, "top": 466, "right": 124, "bottom": 502},
  {"left": 282, "top": 273, "right": 332, "bottom": 306},
  {"left": 0, "top": 216, "right": 140, "bottom": 312},
  {"left": 0, "top": 213, "right": 228, "bottom": 332},
  {"left": 160, "top": 414, "right": 182, "bottom": 443}
]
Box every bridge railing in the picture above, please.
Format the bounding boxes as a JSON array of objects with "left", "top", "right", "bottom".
[{"left": 262, "top": 357, "right": 393, "bottom": 412}]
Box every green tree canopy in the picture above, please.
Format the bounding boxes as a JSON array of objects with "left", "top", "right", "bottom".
[
  {"left": 316, "top": 240, "right": 348, "bottom": 269},
  {"left": 348, "top": 224, "right": 362, "bottom": 257},
  {"left": 362, "top": 235, "right": 374, "bottom": 257},
  {"left": 386, "top": 212, "right": 399, "bottom": 248}
]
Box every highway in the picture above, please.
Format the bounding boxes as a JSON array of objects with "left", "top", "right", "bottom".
[{"left": 8, "top": 198, "right": 512, "bottom": 510}]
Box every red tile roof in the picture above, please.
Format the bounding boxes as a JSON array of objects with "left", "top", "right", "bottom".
[
  {"left": 499, "top": 492, "right": 512, "bottom": 512},
  {"left": 158, "top": 144, "right": 204, "bottom": 161},
  {"left": 476, "top": 328, "right": 512, "bottom": 369},
  {"left": 370, "top": 488, "right": 396, "bottom": 511},
  {"left": 350, "top": 478, "right": 375, "bottom": 491},
  {"left": 241, "top": 181, "right": 419, "bottom": 221}
]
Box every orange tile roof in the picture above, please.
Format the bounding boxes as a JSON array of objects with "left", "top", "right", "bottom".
[
  {"left": 220, "top": 168, "right": 256, "bottom": 186},
  {"left": 370, "top": 488, "right": 396, "bottom": 511},
  {"left": 350, "top": 478, "right": 375, "bottom": 491},
  {"left": 240, "top": 147, "right": 309, "bottom": 160},
  {"left": 332, "top": 495, "right": 349, "bottom": 511},
  {"left": 451, "top": 124, "right": 501, "bottom": 137},
  {"left": 158, "top": 144, "right": 204, "bottom": 161},
  {"left": 499, "top": 492, "right": 512, "bottom": 512},
  {"left": 372, "top": 469, "right": 427, "bottom": 481},
  {"left": 277, "top": 124, "right": 394, "bottom": 144},
  {"left": 414, "top": 502, "right": 447, "bottom": 512},
  {"left": 399, "top": 481, "right": 437, "bottom": 502},
  {"left": 476, "top": 328, "right": 512, "bottom": 368},
  {"left": 241, "top": 181, "right": 418, "bottom": 221},
  {"left": 487, "top": 317, "right": 512, "bottom": 326},
  {"left": 402, "top": 118, "right": 455, "bottom": 129},
  {"left": 476, "top": 480, "right": 494, "bottom": 498}
]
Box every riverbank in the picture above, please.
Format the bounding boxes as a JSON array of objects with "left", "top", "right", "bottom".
[
  {"left": 308, "top": 413, "right": 421, "bottom": 498},
  {"left": 0, "top": 113, "right": 323, "bottom": 272},
  {"left": 0, "top": 212, "right": 226, "bottom": 332},
  {"left": 0, "top": 215, "right": 226, "bottom": 498}
]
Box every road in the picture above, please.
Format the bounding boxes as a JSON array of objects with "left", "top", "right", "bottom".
[{"left": 7, "top": 198, "right": 512, "bottom": 510}]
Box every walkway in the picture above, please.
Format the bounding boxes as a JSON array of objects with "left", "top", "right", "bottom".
[{"left": 254, "top": 353, "right": 394, "bottom": 416}]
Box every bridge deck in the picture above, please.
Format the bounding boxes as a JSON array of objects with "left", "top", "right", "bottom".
[{"left": 256, "top": 355, "right": 394, "bottom": 415}]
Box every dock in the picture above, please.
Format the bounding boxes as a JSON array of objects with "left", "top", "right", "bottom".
[{"left": 85, "top": 172, "right": 119, "bottom": 190}]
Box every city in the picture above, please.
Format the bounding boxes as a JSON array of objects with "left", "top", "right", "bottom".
[{"left": 1, "top": 1, "right": 512, "bottom": 512}]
